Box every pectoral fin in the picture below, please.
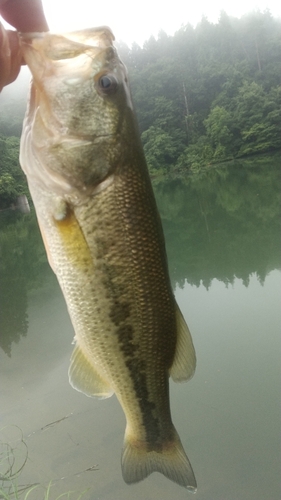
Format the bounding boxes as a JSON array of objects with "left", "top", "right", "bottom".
[
  {"left": 169, "top": 303, "right": 196, "bottom": 382},
  {"left": 69, "top": 343, "right": 113, "bottom": 399}
]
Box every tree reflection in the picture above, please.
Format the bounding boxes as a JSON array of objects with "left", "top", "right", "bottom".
[
  {"left": 1, "top": 156, "right": 280, "bottom": 355},
  {"left": 0, "top": 211, "right": 48, "bottom": 356},
  {"left": 154, "top": 155, "right": 281, "bottom": 289}
]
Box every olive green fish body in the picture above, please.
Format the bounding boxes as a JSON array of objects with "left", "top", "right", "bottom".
[{"left": 19, "top": 27, "right": 196, "bottom": 491}]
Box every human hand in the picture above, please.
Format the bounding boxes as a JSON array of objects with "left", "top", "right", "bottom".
[{"left": 0, "top": 0, "right": 48, "bottom": 91}]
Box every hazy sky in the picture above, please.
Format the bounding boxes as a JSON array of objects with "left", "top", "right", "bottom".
[
  {"left": 42, "top": 0, "right": 280, "bottom": 45},
  {"left": 1, "top": 0, "right": 280, "bottom": 46}
]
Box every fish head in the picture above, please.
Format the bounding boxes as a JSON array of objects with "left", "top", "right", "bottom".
[{"left": 20, "top": 27, "right": 136, "bottom": 195}]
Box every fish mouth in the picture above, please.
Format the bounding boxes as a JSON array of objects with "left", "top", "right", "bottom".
[
  {"left": 19, "top": 26, "right": 115, "bottom": 62},
  {"left": 27, "top": 133, "right": 117, "bottom": 160},
  {"left": 20, "top": 26, "right": 114, "bottom": 43},
  {"left": 54, "top": 133, "right": 116, "bottom": 148}
]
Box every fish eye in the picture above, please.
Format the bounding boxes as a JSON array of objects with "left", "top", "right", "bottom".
[{"left": 97, "top": 74, "right": 118, "bottom": 95}]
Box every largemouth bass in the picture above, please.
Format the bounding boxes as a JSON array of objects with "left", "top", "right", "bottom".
[{"left": 19, "top": 27, "right": 197, "bottom": 491}]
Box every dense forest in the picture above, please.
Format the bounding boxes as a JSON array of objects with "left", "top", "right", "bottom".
[
  {"left": 119, "top": 10, "right": 281, "bottom": 173},
  {"left": 0, "top": 10, "right": 280, "bottom": 208}
]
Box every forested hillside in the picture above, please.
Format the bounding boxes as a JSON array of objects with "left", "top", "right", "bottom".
[
  {"left": 0, "top": 10, "right": 280, "bottom": 208},
  {"left": 119, "top": 10, "right": 281, "bottom": 172}
]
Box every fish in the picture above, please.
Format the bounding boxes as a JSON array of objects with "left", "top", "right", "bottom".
[{"left": 19, "top": 27, "right": 197, "bottom": 491}]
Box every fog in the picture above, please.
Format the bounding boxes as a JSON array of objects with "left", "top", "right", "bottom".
[{"left": 0, "top": 65, "right": 30, "bottom": 104}]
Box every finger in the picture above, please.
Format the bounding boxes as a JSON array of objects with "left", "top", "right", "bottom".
[
  {"left": 0, "top": 0, "right": 48, "bottom": 32},
  {"left": 0, "top": 23, "right": 22, "bottom": 90}
]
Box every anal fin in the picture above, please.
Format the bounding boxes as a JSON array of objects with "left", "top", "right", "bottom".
[
  {"left": 69, "top": 343, "right": 113, "bottom": 399},
  {"left": 169, "top": 303, "right": 196, "bottom": 382}
]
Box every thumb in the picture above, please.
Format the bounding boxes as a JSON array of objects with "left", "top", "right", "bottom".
[{"left": 0, "top": 23, "right": 22, "bottom": 91}]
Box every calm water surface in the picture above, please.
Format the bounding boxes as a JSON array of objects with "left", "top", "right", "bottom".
[{"left": 0, "top": 160, "right": 280, "bottom": 500}]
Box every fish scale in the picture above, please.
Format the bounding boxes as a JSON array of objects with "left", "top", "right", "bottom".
[{"left": 19, "top": 26, "right": 197, "bottom": 491}]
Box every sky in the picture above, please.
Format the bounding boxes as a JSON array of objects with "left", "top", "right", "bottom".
[
  {"left": 0, "top": 0, "right": 280, "bottom": 99},
  {"left": 1, "top": 0, "right": 281, "bottom": 46},
  {"left": 42, "top": 0, "right": 280, "bottom": 46}
]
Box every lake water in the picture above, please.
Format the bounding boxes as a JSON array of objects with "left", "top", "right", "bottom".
[{"left": 0, "top": 159, "right": 280, "bottom": 500}]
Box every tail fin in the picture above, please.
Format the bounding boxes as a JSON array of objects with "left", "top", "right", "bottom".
[{"left": 121, "top": 427, "right": 197, "bottom": 492}]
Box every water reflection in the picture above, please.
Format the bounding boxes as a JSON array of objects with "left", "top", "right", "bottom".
[
  {"left": 0, "top": 158, "right": 280, "bottom": 356},
  {"left": 0, "top": 159, "right": 280, "bottom": 499},
  {"left": 154, "top": 157, "right": 281, "bottom": 288},
  {"left": 0, "top": 210, "right": 48, "bottom": 356}
]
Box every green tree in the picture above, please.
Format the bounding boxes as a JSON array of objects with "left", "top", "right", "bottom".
[
  {"left": 141, "top": 126, "right": 178, "bottom": 171},
  {"left": 204, "top": 106, "right": 234, "bottom": 158},
  {"left": 234, "top": 82, "right": 281, "bottom": 154}
]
